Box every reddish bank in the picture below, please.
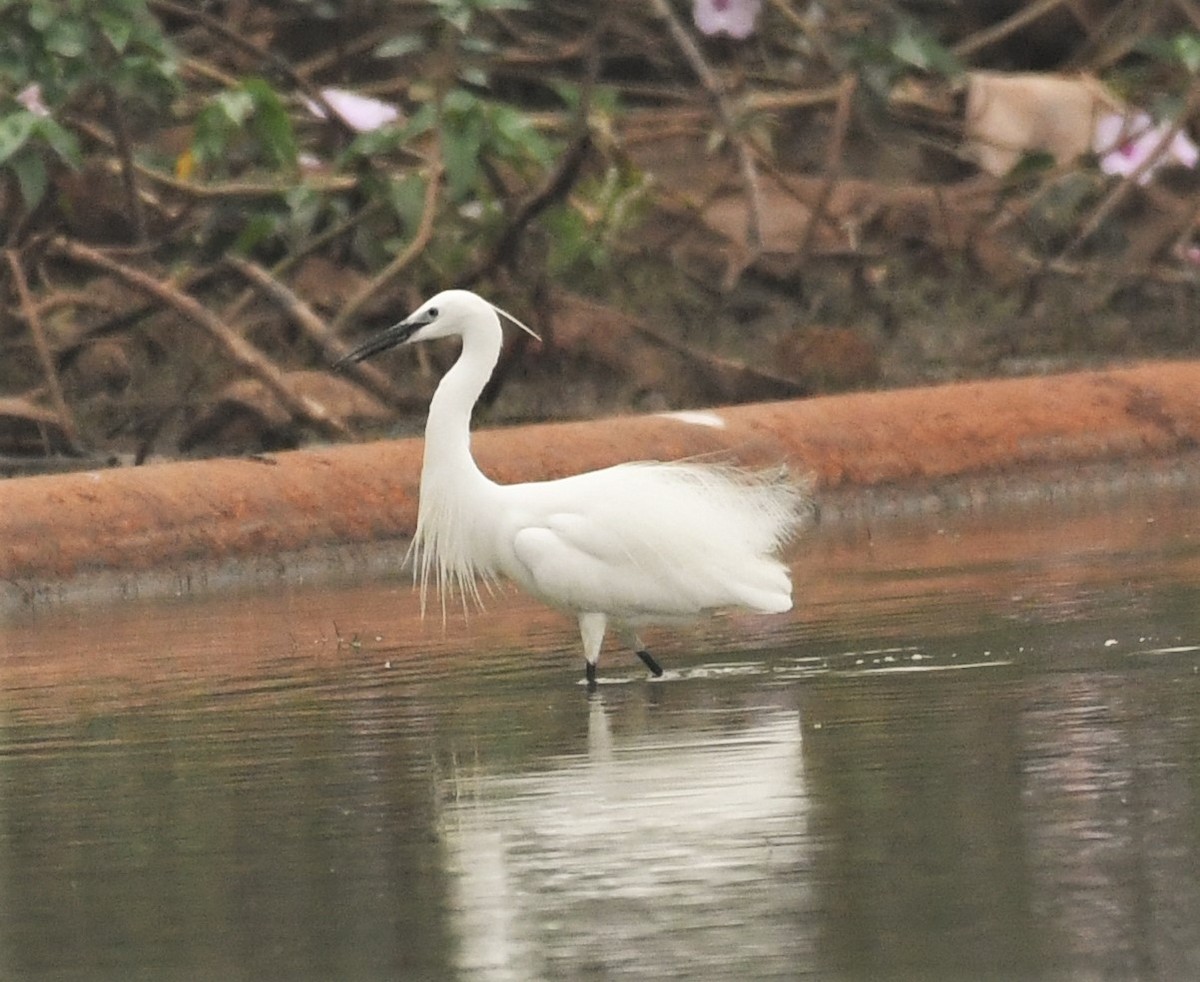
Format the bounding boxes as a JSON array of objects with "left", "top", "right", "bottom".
[{"left": 2, "top": 360, "right": 1198, "bottom": 602}]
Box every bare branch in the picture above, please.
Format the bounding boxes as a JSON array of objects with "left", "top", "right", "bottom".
[
  {"left": 330, "top": 165, "right": 443, "bottom": 337},
  {"left": 226, "top": 256, "right": 417, "bottom": 413},
  {"left": 1060, "top": 73, "right": 1200, "bottom": 259},
  {"left": 51, "top": 238, "right": 350, "bottom": 440},
  {"left": 5, "top": 249, "right": 84, "bottom": 450},
  {"left": 647, "top": 0, "right": 765, "bottom": 276}
]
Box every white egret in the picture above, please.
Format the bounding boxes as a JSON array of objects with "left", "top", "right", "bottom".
[{"left": 338, "top": 289, "right": 809, "bottom": 686}]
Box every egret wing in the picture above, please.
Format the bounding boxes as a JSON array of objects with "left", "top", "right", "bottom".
[
  {"left": 505, "top": 461, "right": 802, "bottom": 619},
  {"left": 511, "top": 512, "right": 702, "bottom": 617}
]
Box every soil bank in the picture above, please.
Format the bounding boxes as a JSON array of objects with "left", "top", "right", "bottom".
[{"left": 3, "top": 360, "right": 1199, "bottom": 612}]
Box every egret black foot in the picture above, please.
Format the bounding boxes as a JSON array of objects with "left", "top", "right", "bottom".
[
  {"left": 637, "top": 649, "right": 664, "bottom": 677},
  {"left": 585, "top": 661, "right": 597, "bottom": 690}
]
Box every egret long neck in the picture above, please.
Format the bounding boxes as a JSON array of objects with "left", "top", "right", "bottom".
[
  {"left": 422, "top": 321, "right": 502, "bottom": 483},
  {"left": 408, "top": 305, "right": 504, "bottom": 611}
]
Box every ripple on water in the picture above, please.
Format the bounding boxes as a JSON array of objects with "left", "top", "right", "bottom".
[{"left": 1, "top": 490, "right": 1199, "bottom": 979}]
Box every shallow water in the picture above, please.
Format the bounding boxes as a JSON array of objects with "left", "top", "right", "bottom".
[{"left": 2, "top": 490, "right": 1199, "bottom": 981}]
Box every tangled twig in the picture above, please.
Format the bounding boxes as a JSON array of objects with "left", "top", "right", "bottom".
[
  {"left": 330, "top": 164, "right": 443, "bottom": 337},
  {"left": 647, "top": 0, "right": 765, "bottom": 278},
  {"left": 52, "top": 238, "right": 350, "bottom": 439},
  {"left": 5, "top": 249, "right": 83, "bottom": 450},
  {"left": 226, "top": 256, "right": 417, "bottom": 413}
]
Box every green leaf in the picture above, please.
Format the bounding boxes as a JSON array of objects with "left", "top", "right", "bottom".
[
  {"left": 216, "top": 88, "right": 255, "bottom": 126},
  {"left": 11, "top": 150, "right": 48, "bottom": 208},
  {"left": 27, "top": 3, "right": 55, "bottom": 32},
  {"left": 373, "top": 34, "right": 424, "bottom": 59},
  {"left": 492, "top": 105, "right": 552, "bottom": 164},
  {"left": 1006, "top": 150, "right": 1056, "bottom": 182},
  {"left": 890, "top": 24, "right": 960, "bottom": 76},
  {"left": 340, "top": 102, "right": 435, "bottom": 164},
  {"left": 461, "top": 36, "right": 497, "bottom": 55},
  {"left": 0, "top": 111, "right": 37, "bottom": 165},
  {"left": 441, "top": 86, "right": 479, "bottom": 117},
  {"left": 43, "top": 17, "right": 88, "bottom": 58},
  {"left": 342, "top": 126, "right": 407, "bottom": 160},
  {"left": 384, "top": 173, "right": 429, "bottom": 228},
  {"left": 191, "top": 101, "right": 233, "bottom": 164},
  {"left": 32, "top": 116, "right": 81, "bottom": 166},
  {"left": 399, "top": 101, "right": 437, "bottom": 141},
  {"left": 431, "top": 0, "right": 472, "bottom": 32},
  {"left": 97, "top": 8, "right": 135, "bottom": 52},
  {"left": 284, "top": 185, "right": 321, "bottom": 234},
  {"left": 242, "top": 78, "right": 297, "bottom": 168},
  {"left": 193, "top": 78, "right": 297, "bottom": 172},
  {"left": 459, "top": 65, "right": 490, "bottom": 88},
  {"left": 1172, "top": 32, "right": 1200, "bottom": 73},
  {"left": 232, "top": 212, "right": 279, "bottom": 254},
  {"left": 442, "top": 116, "right": 483, "bottom": 200},
  {"left": 552, "top": 81, "right": 620, "bottom": 116},
  {"left": 890, "top": 29, "right": 925, "bottom": 67}
]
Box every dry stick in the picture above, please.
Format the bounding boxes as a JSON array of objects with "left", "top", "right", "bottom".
[
  {"left": 1169, "top": 195, "right": 1200, "bottom": 257},
  {"left": 104, "top": 84, "right": 149, "bottom": 245},
  {"left": 31, "top": 289, "right": 125, "bottom": 317},
  {"left": 137, "top": 165, "right": 359, "bottom": 201},
  {"left": 221, "top": 199, "right": 385, "bottom": 325},
  {"left": 5, "top": 249, "right": 83, "bottom": 450},
  {"left": 766, "top": 0, "right": 840, "bottom": 71},
  {"left": 1078, "top": 184, "right": 1200, "bottom": 310},
  {"left": 70, "top": 116, "right": 360, "bottom": 201},
  {"left": 748, "top": 86, "right": 848, "bottom": 113},
  {"left": 1059, "top": 73, "right": 1200, "bottom": 260},
  {"left": 295, "top": 22, "right": 409, "bottom": 80},
  {"left": 52, "top": 238, "right": 350, "bottom": 440},
  {"left": 474, "top": 16, "right": 607, "bottom": 404},
  {"left": 1035, "top": 252, "right": 1200, "bottom": 284},
  {"left": 1170, "top": 0, "right": 1200, "bottom": 33},
  {"left": 461, "top": 128, "right": 592, "bottom": 288},
  {"left": 329, "top": 165, "right": 442, "bottom": 337},
  {"left": 225, "top": 256, "right": 414, "bottom": 412},
  {"left": 179, "top": 54, "right": 241, "bottom": 89},
  {"left": 951, "top": 0, "right": 1072, "bottom": 58},
  {"left": 796, "top": 73, "right": 857, "bottom": 263},
  {"left": 621, "top": 306, "right": 808, "bottom": 398},
  {"left": 648, "top": 0, "right": 765, "bottom": 266},
  {"left": 462, "top": 9, "right": 604, "bottom": 287},
  {"left": 1065, "top": 0, "right": 1156, "bottom": 72},
  {"left": 148, "top": 0, "right": 358, "bottom": 141}
]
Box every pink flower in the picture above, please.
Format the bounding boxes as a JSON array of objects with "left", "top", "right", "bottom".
[
  {"left": 693, "top": 0, "right": 762, "bottom": 39},
  {"left": 1093, "top": 111, "right": 1199, "bottom": 184},
  {"left": 1175, "top": 243, "right": 1200, "bottom": 266},
  {"left": 16, "top": 83, "right": 49, "bottom": 117},
  {"left": 305, "top": 87, "right": 400, "bottom": 133}
]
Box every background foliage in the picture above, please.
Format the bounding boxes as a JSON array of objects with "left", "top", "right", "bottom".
[{"left": 1, "top": 0, "right": 1198, "bottom": 469}]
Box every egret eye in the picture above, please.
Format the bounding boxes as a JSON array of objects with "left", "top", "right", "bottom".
[{"left": 427, "top": 307, "right": 439, "bottom": 318}]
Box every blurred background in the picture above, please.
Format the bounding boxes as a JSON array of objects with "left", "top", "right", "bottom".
[{"left": 2, "top": 0, "right": 1198, "bottom": 470}]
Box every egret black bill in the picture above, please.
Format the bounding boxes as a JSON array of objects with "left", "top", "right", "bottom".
[{"left": 335, "top": 311, "right": 433, "bottom": 368}]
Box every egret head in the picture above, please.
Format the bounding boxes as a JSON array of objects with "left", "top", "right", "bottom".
[{"left": 336, "top": 289, "right": 539, "bottom": 367}]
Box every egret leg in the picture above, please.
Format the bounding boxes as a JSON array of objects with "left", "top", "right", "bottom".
[
  {"left": 579, "top": 612, "right": 607, "bottom": 690},
  {"left": 637, "top": 649, "right": 664, "bottom": 677},
  {"left": 624, "top": 629, "right": 664, "bottom": 677}
]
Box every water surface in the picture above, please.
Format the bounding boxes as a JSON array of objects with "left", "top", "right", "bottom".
[{"left": 2, "top": 490, "right": 1199, "bottom": 980}]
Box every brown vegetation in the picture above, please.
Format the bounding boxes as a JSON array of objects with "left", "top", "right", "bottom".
[{"left": 2, "top": 0, "right": 1198, "bottom": 476}]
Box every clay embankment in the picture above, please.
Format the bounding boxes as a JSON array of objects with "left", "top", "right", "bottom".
[{"left": 2, "top": 361, "right": 1199, "bottom": 611}]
